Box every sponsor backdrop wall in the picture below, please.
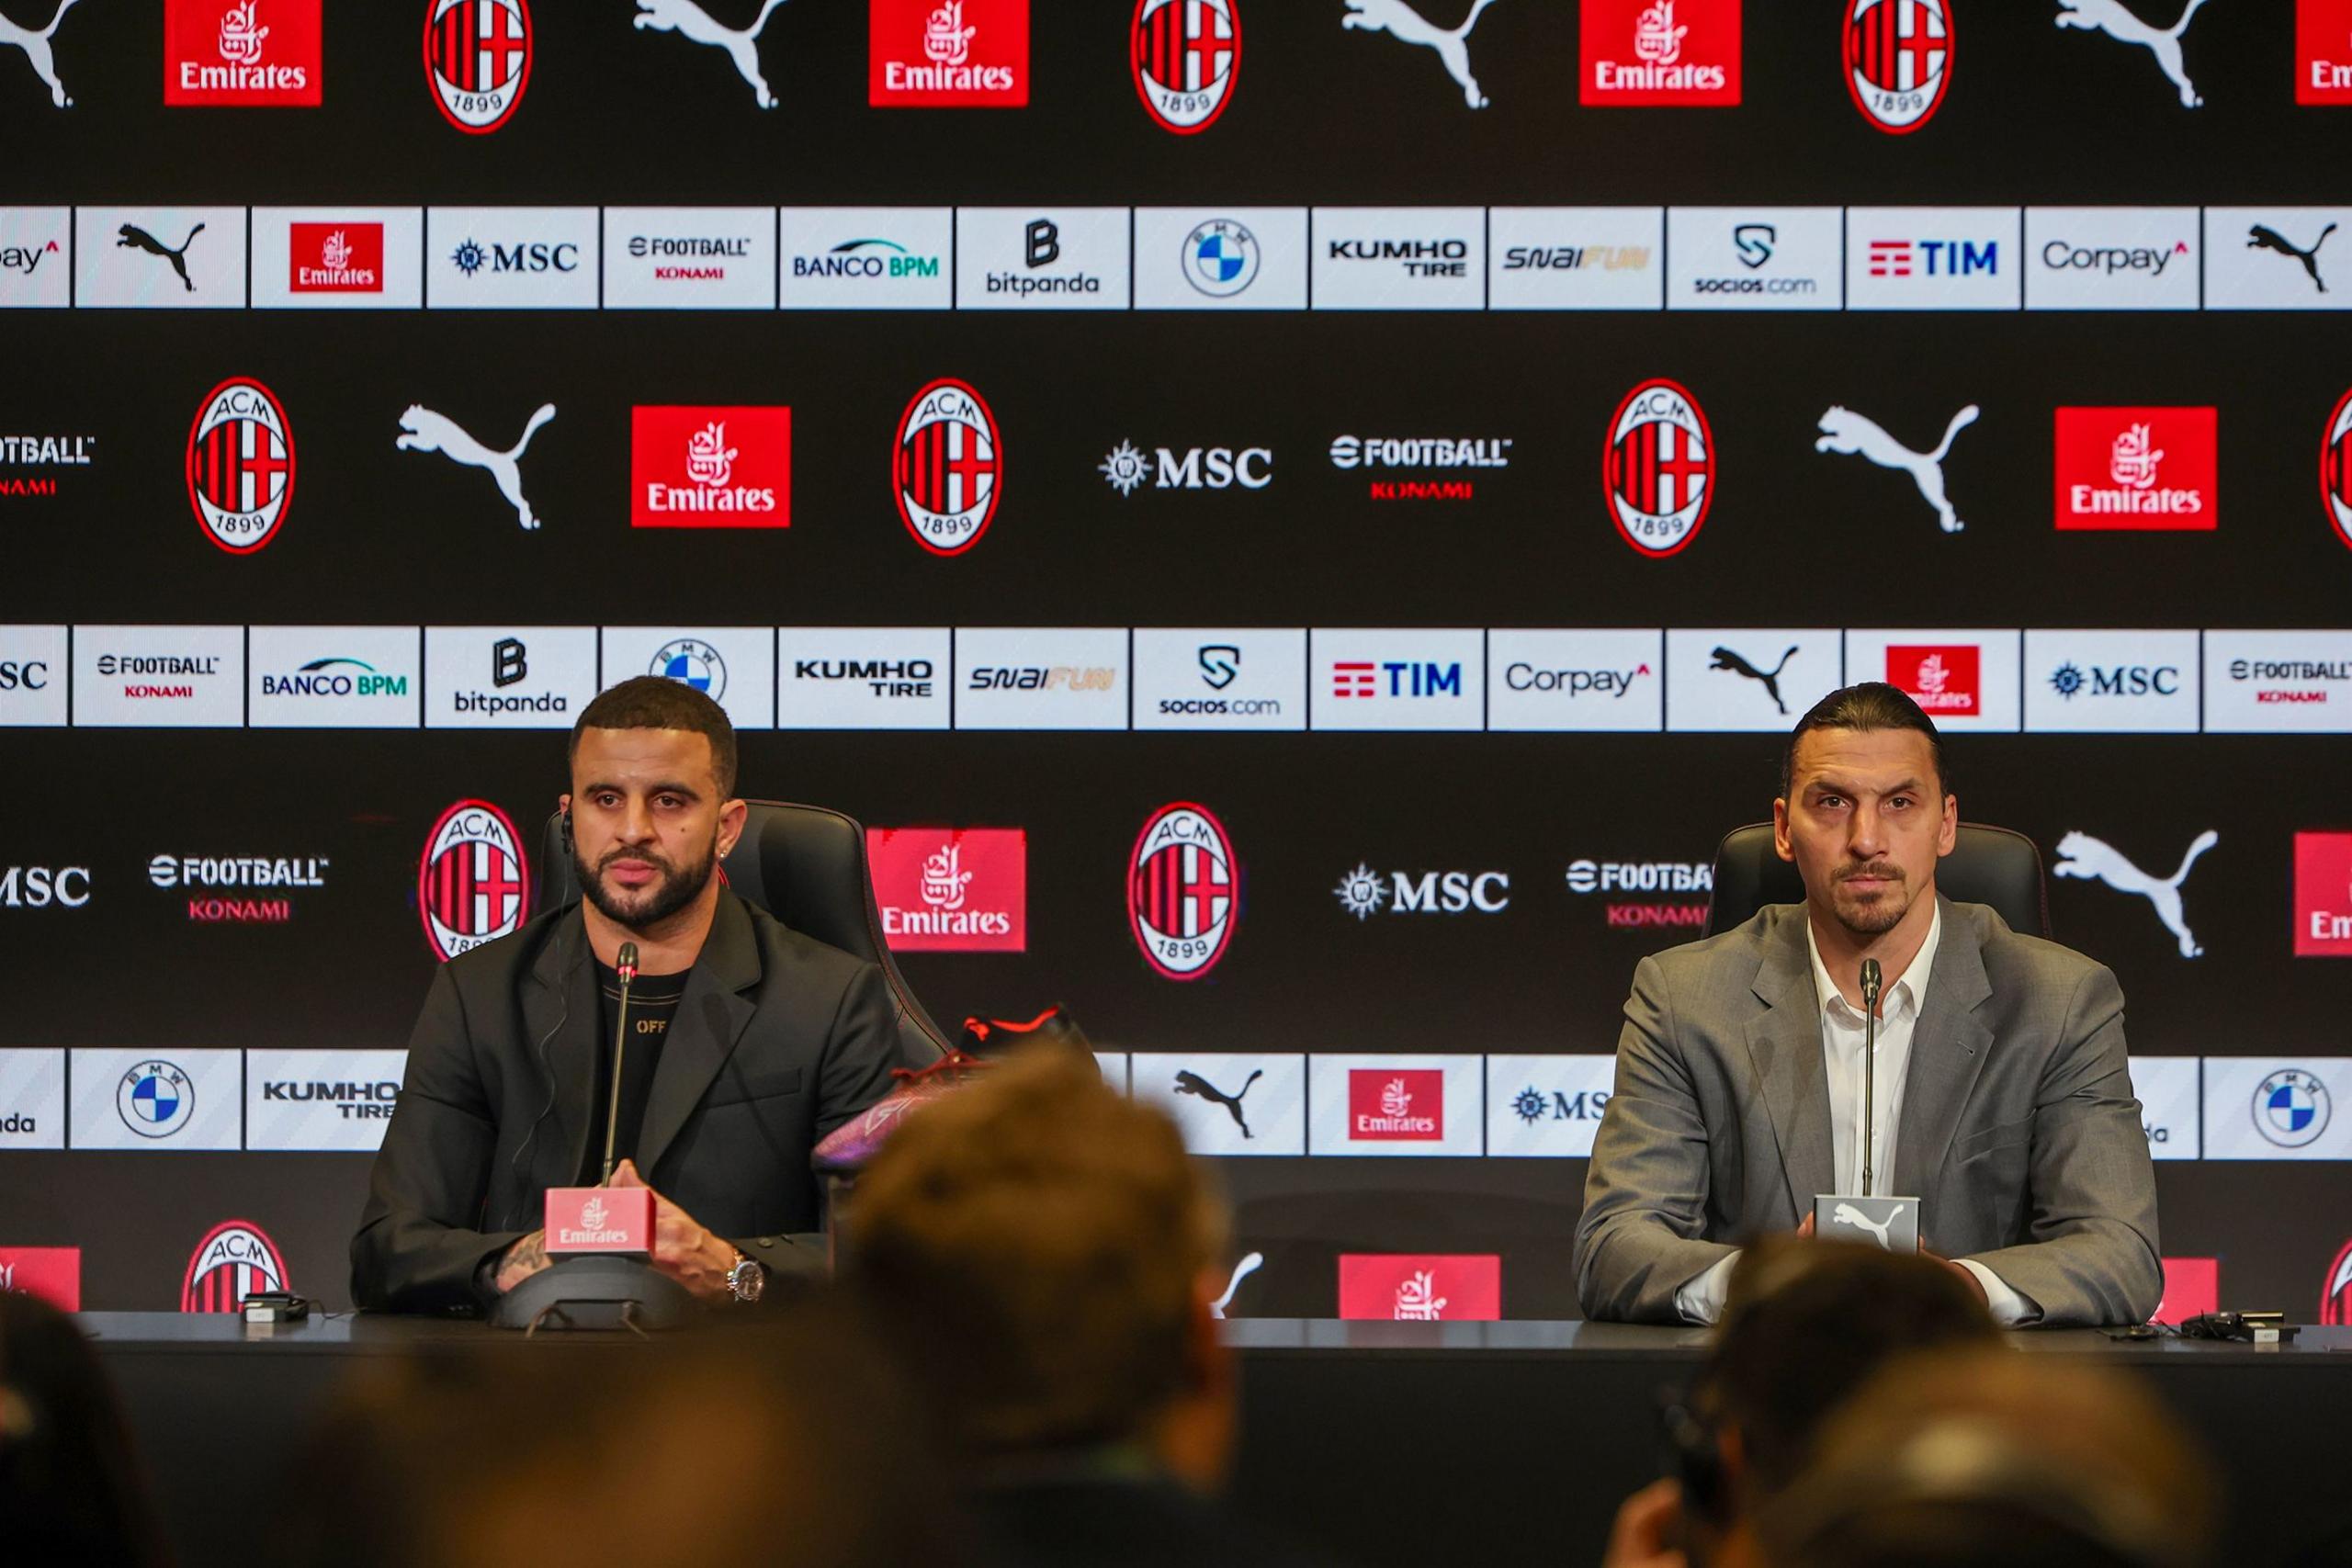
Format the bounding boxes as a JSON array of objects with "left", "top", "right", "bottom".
[{"left": 4, "top": 0, "right": 2351, "bottom": 1323}]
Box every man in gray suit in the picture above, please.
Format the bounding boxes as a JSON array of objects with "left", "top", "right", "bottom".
[{"left": 1577, "top": 683, "right": 2161, "bottom": 1326}]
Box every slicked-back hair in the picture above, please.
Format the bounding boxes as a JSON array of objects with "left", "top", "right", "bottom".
[
  {"left": 1780, "top": 682, "right": 1951, "bottom": 804},
  {"left": 569, "top": 676, "right": 739, "bottom": 799}
]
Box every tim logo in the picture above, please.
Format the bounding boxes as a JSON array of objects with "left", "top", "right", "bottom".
[
  {"left": 186, "top": 378, "right": 295, "bottom": 555},
  {"left": 1338, "top": 1253, "right": 1501, "bottom": 1321},
  {"left": 164, "top": 0, "right": 321, "bottom": 105},
  {"left": 424, "top": 0, "right": 531, "bottom": 132},
  {"left": 181, "top": 1219, "right": 287, "bottom": 1313},
  {"left": 1582, "top": 0, "right": 1740, "bottom": 106},
  {"left": 418, "top": 798, "right": 527, "bottom": 962},
  {"left": 289, "top": 222, "right": 382, "bottom": 292},
  {"left": 1604, "top": 378, "right": 1713, "bottom": 558},
  {"left": 2294, "top": 832, "right": 2352, "bottom": 957},
  {"left": 868, "top": 827, "right": 1026, "bottom": 952},
  {"left": 870, "top": 0, "right": 1027, "bottom": 106},
  {"left": 2300, "top": 0, "right": 2352, "bottom": 104},
  {"left": 1349, "top": 1068, "right": 1442, "bottom": 1140},
  {"left": 2323, "top": 1238, "right": 2352, "bottom": 1325},
  {"left": 1133, "top": 0, "right": 1238, "bottom": 132},
  {"left": 2054, "top": 406, "right": 2215, "bottom": 530},
  {"left": 2322, "top": 389, "right": 2352, "bottom": 553},
  {"left": 894, "top": 378, "right": 1001, "bottom": 555},
  {"left": 1128, "top": 802, "right": 1238, "bottom": 981},
  {"left": 1846, "top": 0, "right": 1951, "bottom": 132},
  {"left": 1887, "top": 644, "right": 1979, "bottom": 715},
  {"left": 632, "top": 405, "right": 788, "bottom": 527}
]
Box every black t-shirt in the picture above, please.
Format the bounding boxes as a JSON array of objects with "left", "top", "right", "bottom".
[{"left": 578, "top": 961, "right": 692, "bottom": 1184}]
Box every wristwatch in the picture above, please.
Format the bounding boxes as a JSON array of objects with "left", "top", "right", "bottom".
[{"left": 725, "top": 1249, "right": 764, "bottom": 1304}]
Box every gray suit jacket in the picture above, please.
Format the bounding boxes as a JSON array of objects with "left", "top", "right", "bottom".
[{"left": 1575, "top": 898, "right": 2161, "bottom": 1326}]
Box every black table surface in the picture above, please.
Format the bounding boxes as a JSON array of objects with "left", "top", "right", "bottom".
[{"left": 79, "top": 1314, "right": 2352, "bottom": 1568}]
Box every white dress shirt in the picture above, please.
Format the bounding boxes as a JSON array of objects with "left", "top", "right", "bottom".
[{"left": 1672, "top": 905, "right": 2036, "bottom": 1326}]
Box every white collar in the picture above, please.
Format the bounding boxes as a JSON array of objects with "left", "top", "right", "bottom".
[{"left": 1805, "top": 898, "right": 1942, "bottom": 1023}]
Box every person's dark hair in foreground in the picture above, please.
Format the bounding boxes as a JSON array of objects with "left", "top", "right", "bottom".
[
  {"left": 846, "top": 1050, "right": 1332, "bottom": 1568},
  {"left": 1606, "top": 1235, "right": 2000, "bottom": 1568},
  {"left": 0, "top": 1289, "right": 169, "bottom": 1568},
  {"left": 1753, "top": 1348, "right": 2217, "bottom": 1568},
  {"left": 284, "top": 1301, "right": 959, "bottom": 1568}
]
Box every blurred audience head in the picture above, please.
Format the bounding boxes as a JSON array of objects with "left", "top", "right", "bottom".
[
  {"left": 1754, "top": 1348, "right": 2217, "bottom": 1568},
  {"left": 289, "top": 1301, "right": 957, "bottom": 1568},
  {"left": 0, "top": 1288, "right": 169, "bottom": 1568},
  {"left": 844, "top": 1049, "right": 1236, "bottom": 1485}
]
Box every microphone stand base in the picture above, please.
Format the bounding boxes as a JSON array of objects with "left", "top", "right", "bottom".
[{"left": 490, "top": 1255, "right": 700, "bottom": 1333}]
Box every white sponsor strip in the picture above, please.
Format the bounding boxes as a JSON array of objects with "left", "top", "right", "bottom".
[
  {"left": 1133, "top": 1052, "right": 1306, "bottom": 1156},
  {"left": 0, "top": 207, "right": 72, "bottom": 309},
  {"left": 2132, "top": 1055, "right": 2200, "bottom": 1161},
  {"left": 2202, "top": 630, "right": 2352, "bottom": 734},
  {"left": 425, "top": 207, "right": 598, "bottom": 310},
  {"left": 2205, "top": 207, "right": 2352, "bottom": 310},
  {"left": 1845, "top": 207, "right": 2021, "bottom": 310},
  {"left": 250, "top": 208, "right": 424, "bottom": 309},
  {"left": 1666, "top": 208, "right": 1842, "bottom": 311},
  {"left": 1309, "top": 628, "right": 1483, "bottom": 731},
  {"left": 69, "top": 1048, "right": 242, "bottom": 1151},
  {"left": 1310, "top": 207, "right": 1486, "bottom": 311},
  {"left": 1841, "top": 629, "right": 2021, "bottom": 733},
  {"left": 599, "top": 626, "right": 775, "bottom": 733},
  {"left": 2025, "top": 208, "right": 2199, "bottom": 311},
  {"left": 72, "top": 625, "right": 243, "bottom": 728},
  {"left": 248, "top": 626, "right": 422, "bottom": 729},
  {"left": 1487, "top": 629, "right": 1662, "bottom": 732},
  {"left": 0, "top": 1049, "right": 66, "bottom": 1149},
  {"left": 1133, "top": 208, "right": 1309, "bottom": 310},
  {"left": 956, "top": 209, "right": 1131, "bottom": 310},
  {"left": 604, "top": 207, "right": 776, "bottom": 310},
  {"left": 2202, "top": 1056, "right": 2352, "bottom": 1160},
  {"left": 779, "top": 207, "right": 954, "bottom": 310},
  {"left": 1664, "top": 629, "right": 1841, "bottom": 733},
  {"left": 424, "top": 626, "right": 598, "bottom": 729},
  {"left": 776, "top": 626, "right": 950, "bottom": 730},
  {"left": 1486, "top": 1055, "right": 1617, "bottom": 1156},
  {"left": 1132, "top": 628, "right": 1305, "bottom": 732},
  {"left": 2022, "top": 629, "right": 2199, "bottom": 734},
  {"left": 955, "top": 626, "right": 1128, "bottom": 730},
  {"left": 245, "top": 1049, "right": 406, "bottom": 1151},
  {"left": 0, "top": 625, "right": 69, "bottom": 728},
  {"left": 1489, "top": 209, "right": 1662, "bottom": 310},
  {"left": 1306, "top": 1054, "right": 1482, "bottom": 1156},
  {"left": 74, "top": 207, "right": 246, "bottom": 308}
]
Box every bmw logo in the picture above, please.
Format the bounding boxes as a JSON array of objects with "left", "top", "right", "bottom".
[
  {"left": 650, "top": 637, "right": 726, "bottom": 700},
  {"left": 118, "top": 1060, "right": 194, "bottom": 1139},
  {"left": 1183, "top": 219, "right": 1259, "bottom": 299},
  {"left": 2253, "top": 1068, "right": 2330, "bottom": 1150}
]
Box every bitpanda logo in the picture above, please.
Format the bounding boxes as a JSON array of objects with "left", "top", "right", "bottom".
[
  {"left": 894, "top": 378, "right": 1001, "bottom": 555},
  {"left": 424, "top": 0, "right": 532, "bottom": 133},
  {"left": 185, "top": 378, "right": 294, "bottom": 555}
]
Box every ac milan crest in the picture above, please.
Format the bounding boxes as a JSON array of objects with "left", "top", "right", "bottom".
[
  {"left": 894, "top": 378, "right": 1001, "bottom": 555},
  {"left": 1128, "top": 801, "right": 1237, "bottom": 981},
  {"left": 1844, "top": 0, "right": 1951, "bottom": 134},
  {"left": 1132, "top": 0, "right": 1239, "bottom": 133},
  {"left": 180, "top": 1219, "right": 287, "bottom": 1313},
  {"left": 185, "top": 378, "right": 294, "bottom": 555},
  {"left": 1604, "top": 378, "right": 1714, "bottom": 558},
  {"left": 419, "top": 798, "right": 529, "bottom": 962},
  {"left": 2324, "top": 389, "right": 2352, "bottom": 553},
  {"left": 2324, "top": 1237, "right": 2352, "bottom": 1325},
  {"left": 425, "top": 0, "right": 532, "bottom": 133}
]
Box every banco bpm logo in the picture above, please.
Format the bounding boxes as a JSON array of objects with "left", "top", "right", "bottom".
[
  {"left": 186, "top": 378, "right": 295, "bottom": 554},
  {"left": 895, "top": 378, "right": 1001, "bottom": 554},
  {"left": 424, "top": 0, "right": 531, "bottom": 133}
]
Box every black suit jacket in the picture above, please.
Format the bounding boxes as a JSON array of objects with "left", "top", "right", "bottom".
[{"left": 351, "top": 892, "right": 907, "bottom": 1313}]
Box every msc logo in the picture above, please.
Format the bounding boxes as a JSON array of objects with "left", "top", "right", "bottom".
[
  {"left": 186, "top": 378, "right": 295, "bottom": 555},
  {"left": 2047, "top": 661, "right": 2181, "bottom": 700},
  {"left": 1604, "top": 378, "right": 1713, "bottom": 557},
  {"left": 1100, "top": 442, "right": 1272, "bottom": 494},
  {"left": 1333, "top": 864, "right": 1510, "bottom": 918},
  {"left": 895, "top": 378, "right": 1001, "bottom": 555},
  {"left": 418, "top": 798, "right": 527, "bottom": 962},
  {"left": 425, "top": 0, "right": 532, "bottom": 133},
  {"left": 1129, "top": 801, "right": 1237, "bottom": 981},
  {"left": 1510, "top": 1084, "right": 1610, "bottom": 1123},
  {"left": 0, "top": 660, "right": 51, "bottom": 691},
  {"left": 181, "top": 1219, "right": 287, "bottom": 1313},
  {"left": 0, "top": 865, "right": 90, "bottom": 908},
  {"left": 450, "top": 236, "right": 577, "bottom": 276},
  {"left": 1845, "top": 0, "right": 1951, "bottom": 133},
  {"left": 1132, "top": 0, "right": 1238, "bottom": 133}
]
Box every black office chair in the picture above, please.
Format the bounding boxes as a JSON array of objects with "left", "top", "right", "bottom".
[
  {"left": 537, "top": 800, "right": 952, "bottom": 1064},
  {"left": 1702, "top": 822, "right": 2051, "bottom": 940}
]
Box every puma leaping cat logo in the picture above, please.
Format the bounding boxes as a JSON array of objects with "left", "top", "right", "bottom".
[
  {"left": 1209, "top": 1252, "right": 1263, "bottom": 1320},
  {"left": 2054, "top": 829, "right": 2216, "bottom": 958},
  {"left": 2247, "top": 222, "right": 2335, "bottom": 294},
  {"left": 635, "top": 0, "right": 788, "bottom": 109},
  {"left": 3, "top": 0, "right": 81, "bottom": 107},
  {"left": 117, "top": 222, "right": 205, "bottom": 293},
  {"left": 396, "top": 404, "right": 557, "bottom": 531},
  {"left": 1831, "top": 1202, "right": 1895, "bottom": 1249},
  {"left": 1816, "top": 405, "right": 1979, "bottom": 535},
  {"left": 1341, "top": 0, "right": 1501, "bottom": 109},
  {"left": 1174, "top": 1068, "right": 1262, "bottom": 1139},
  {"left": 1711, "top": 645, "right": 1799, "bottom": 716},
  {"left": 2054, "top": 0, "right": 2211, "bottom": 108}
]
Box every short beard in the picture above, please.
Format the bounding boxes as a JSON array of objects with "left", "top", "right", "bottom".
[
  {"left": 1828, "top": 865, "right": 1912, "bottom": 939},
  {"left": 576, "top": 832, "right": 718, "bottom": 934}
]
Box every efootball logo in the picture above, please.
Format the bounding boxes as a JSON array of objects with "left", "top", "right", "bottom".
[
  {"left": 1603, "top": 378, "right": 1713, "bottom": 558},
  {"left": 894, "top": 378, "right": 1001, "bottom": 555},
  {"left": 424, "top": 0, "right": 531, "bottom": 132},
  {"left": 1844, "top": 0, "right": 1951, "bottom": 133},
  {"left": 1129, "top": 801, "right": 1237, "bottom": 981},
  {"left": 181, "top": 1219, "right": 286, "bottom": 1313},
  {"left": 185, "top": 378, "right": 294, "bottom": 555},
  {"left": 1132, "top": 0, "right": 1239, "bottom": 133},
  {"left": 418, "top": 798, "right": 528, "bottom": 962}
]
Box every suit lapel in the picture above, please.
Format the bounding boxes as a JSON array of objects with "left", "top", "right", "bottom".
[
  {"left": 1891, "top": 898, "right": 1995, "bottom": 1201},
  {"left": 1743, "top": 912, "right": 1836, "bottom": 1217},
  {"left": 636, "top": 894, "right": 761, "bottom": 1177},
  {"left": 522, "top": 912, "right": 600, "bottom": 1190}
]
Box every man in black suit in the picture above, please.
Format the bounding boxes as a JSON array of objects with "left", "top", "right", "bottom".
[{"left": 352, "top": 677, "right": 907, "bottom": 1314}]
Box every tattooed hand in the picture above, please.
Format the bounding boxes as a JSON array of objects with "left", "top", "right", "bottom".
[{"left": 492, "top": 1230, "right": 550, "bottom": 1295}]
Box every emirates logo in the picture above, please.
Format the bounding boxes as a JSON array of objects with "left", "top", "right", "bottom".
[
  {"left": 580, "top": 1196, "right": 606, "bottom": 1231},
  {"left": 319, "top": 229, "right": 351, "bottom": 269},
  {"left": 686, "top": 421, "right": 737, "bottom": 488},
  {"left": 1634, "top": 0, "right": 1686, "bottom": 63},
  {"left": 2110, "top": 423, "right": 2164, "bottom": 490},
  {"left": 1394, "top": 1269, "right": 1448, "bottom": 1320},
  {"left": 920, "top": 841, "right": 972, "bottom": 911},
  {"left": 923, "top": 0, "right": 976, "bottom": 65},
  {"left": 219, "top": 0, "right": 268, "bottom": 64},
  {"left": 1379, "top": 1077, "right": 1413, "bottom": 1118}
]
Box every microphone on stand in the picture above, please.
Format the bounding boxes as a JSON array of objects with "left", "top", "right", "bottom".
[
  {"left": 1860, "top": 957, "right": 1882, "bottom": 1198},
  {"left": 601, "top": 941, "right": 638, "bottom": 1185}
]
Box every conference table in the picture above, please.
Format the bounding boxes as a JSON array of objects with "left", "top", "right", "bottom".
[{"left": 82, "top": 1314, "right": 2352, "bottom": 1568}]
